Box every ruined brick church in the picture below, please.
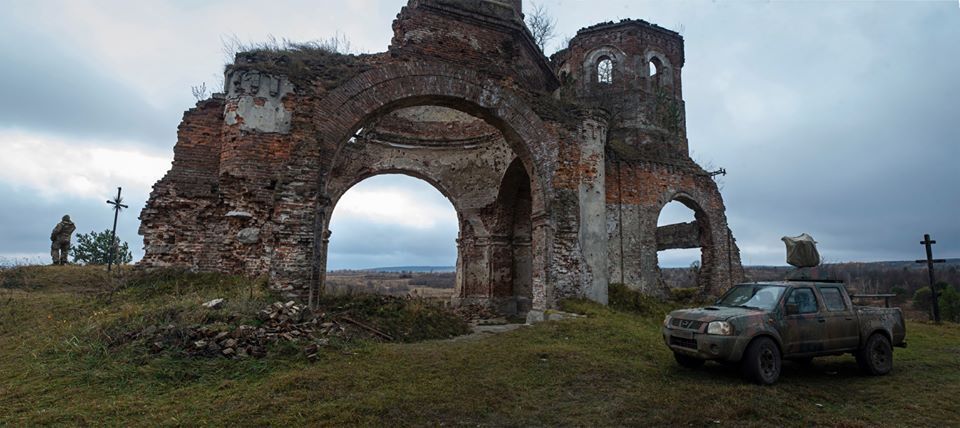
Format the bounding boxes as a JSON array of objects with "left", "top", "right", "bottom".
[{"left": 139, "top": 0, "right": 743, "bottom": 320}]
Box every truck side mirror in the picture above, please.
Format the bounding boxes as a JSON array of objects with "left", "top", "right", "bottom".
[{"left": 785, "top": 303, "right": 800, "bottom": 316}]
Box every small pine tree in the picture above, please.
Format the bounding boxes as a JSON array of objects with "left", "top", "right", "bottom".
[
  {"left": 71, "top": 230, "right": 133, "bottom": 265},
  {"left": 939, "top": 284, "right": 960, "bottom": 323}
]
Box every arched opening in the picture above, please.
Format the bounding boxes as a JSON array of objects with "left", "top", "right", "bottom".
[
  {"left": 647, "top": 55, "right": 670, "bottom": 86},
  {"left": 314, "top": 97, "right": 545, "bottom": 315},
  {"left": 656, "top": 198, "right": 709, "bottom": 290},
  {"left": 489, "top": 159, "right": 534, "bottom": 314},
  {"left": 271, "top": 64, "right": 555, "bottom": 312},
  {"left": 325, "top": 174, "right": 459, "bottom": 299},
  {"left": 597, "top": 57, "right": 614, "bottom": 84}
]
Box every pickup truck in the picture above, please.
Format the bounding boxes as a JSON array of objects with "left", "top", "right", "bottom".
[{"left": 662, "top": 280, "right": 907, "bottom": 384}]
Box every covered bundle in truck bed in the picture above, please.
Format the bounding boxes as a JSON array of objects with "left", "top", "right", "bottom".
[{"left": 781, "top": 233, "right": 821, "bottom": 268}]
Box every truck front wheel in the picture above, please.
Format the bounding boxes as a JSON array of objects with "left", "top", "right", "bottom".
[
  {"left": 856, "top": 333, "right": 893, "bottom": 375},
  {"left": 741, "top": 337, "right": 781, "bottom": 385}
]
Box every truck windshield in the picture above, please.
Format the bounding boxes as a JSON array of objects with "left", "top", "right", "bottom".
[{"left": 716, "top": 285, "right": 785, "bottom": 311}]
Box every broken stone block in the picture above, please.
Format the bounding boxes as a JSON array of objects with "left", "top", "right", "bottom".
[
  {"left": 236, "top": 228, "right": 260, "bottom": 244},
  {"left": 202, "top": 298, "right": 225, "bottom": 309},
  {"left": 225, "top": 211, "right": 253, "bottom": 219}
]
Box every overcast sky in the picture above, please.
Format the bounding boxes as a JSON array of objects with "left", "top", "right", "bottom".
[{"left": 0, "top": 0, "right": 957, "bottom": 269}]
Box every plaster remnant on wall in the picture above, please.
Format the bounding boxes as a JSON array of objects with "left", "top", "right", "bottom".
[{"left": 224, "top": 70, "right": 294, "bottom": 134}]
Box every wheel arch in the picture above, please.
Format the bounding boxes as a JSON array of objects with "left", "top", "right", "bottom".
[
  {"left": 861, "top": 328, "right": 892, "bottom": 348},
  {"left": 736, "top": 333, "right": 783, "bottom": 361}
]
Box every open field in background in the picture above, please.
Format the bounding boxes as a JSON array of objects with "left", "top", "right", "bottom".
[
  {"left": 325, "top": 270, "right": 456, "bottom": 301},
  {"left": 331, "top": 259, "right": 960, "bottom": 318},
  {"left": 2, "top": 266, "right": 959, "bottom": 426}
]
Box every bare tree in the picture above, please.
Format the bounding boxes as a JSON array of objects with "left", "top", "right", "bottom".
[
  {"left": 191, "top": 82, "right": 208, "bottom": 101},
  {"left": 525, "top": 2, "right": 557, "bottom": 53}
]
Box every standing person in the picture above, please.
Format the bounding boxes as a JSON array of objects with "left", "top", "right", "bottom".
[{"left": 50, "top": 215, "right": 76, "bottom": 265}]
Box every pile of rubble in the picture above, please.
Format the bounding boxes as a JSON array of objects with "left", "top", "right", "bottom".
[{"left": 135, "top": 300, "right": 393, "bottom": 360}]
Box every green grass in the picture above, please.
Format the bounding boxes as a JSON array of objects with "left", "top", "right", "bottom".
[{"left": 1, "top": 267, "right": 958, "bottom": 426}]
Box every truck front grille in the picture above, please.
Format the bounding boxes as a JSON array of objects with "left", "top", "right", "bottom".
[
  {"left": 670, "top": 335, "right": 697, "bottom": 349},
  {"left": 671, "top": 318, "right": 704, "bottom": 330}
]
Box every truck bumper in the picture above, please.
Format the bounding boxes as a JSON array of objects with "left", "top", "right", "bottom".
[{"left": 662, "top": 327, "right": 746, "bottom": 362}]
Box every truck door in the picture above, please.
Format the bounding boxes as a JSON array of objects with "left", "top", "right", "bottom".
[
  {"left": 816, "top": 285, "right": 860, "bottom": 350},
  {"left": 781, "top": 287, "right": 826, "bottom": 355}
]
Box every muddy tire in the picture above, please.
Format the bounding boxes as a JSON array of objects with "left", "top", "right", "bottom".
[
  {"left": 674, "top": 352, "right": 705, "bottom": 368},
  {"left": 856, "top": 333, "right": 893, "bottom": 375},
  {"left": 741, "top": 337, "right": 781, "bottom": 385}
]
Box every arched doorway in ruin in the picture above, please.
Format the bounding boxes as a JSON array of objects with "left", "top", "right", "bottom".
[
  {"left": 654, "top": 192, "right": 715, "bottom": 293},
  {"left": 324, "top": 173, "right": 459, "bottom": 298},
  {"left": 305, "top": 97, "right": 544, "bottom": 314},
  {"left": 487, "top": 159, "right": 534, "bottom": 314},
  {"left": 269, "top": 63, "right": 559, "bottom": 313}
]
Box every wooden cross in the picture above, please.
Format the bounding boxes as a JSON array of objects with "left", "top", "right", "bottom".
[
  {"left": 915, "top": 234, "right": 945, "bottom": 322},
  {"left": 106, "top": 187, "right": 128, "bottom": 273}
]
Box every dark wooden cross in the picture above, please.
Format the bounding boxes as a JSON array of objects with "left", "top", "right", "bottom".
[
  {"left": 106, "top": 187, "right": 128, "bottom": 273},
  {"left": 916, "top": 234, "right": 945, "bottom": 322}
]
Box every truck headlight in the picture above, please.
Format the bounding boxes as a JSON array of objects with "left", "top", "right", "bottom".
[
  {"left": 663, "top": 315, "right": 672, "bottom": 328},
  {"left": 707, "top": 321, "right": 733, "bottom": 336}
]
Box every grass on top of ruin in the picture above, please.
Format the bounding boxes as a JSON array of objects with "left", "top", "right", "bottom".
[{"left": 2, "top": 266, "right": 959, "bottom": 426}]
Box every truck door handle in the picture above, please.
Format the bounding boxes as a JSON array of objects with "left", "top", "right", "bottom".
[
  {"left": 845, "top": 317, "right": 854, "bottom": 321},
  {"left": 817, "top": 318, "right": 826, "bottom": 323}
]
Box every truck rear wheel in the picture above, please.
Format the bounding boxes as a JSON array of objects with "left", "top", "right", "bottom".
[
  {"left": 856, "top": 333, "right": 893, "bottom": 375},
  {"left": 741, "top": 337, "right": 781, "bottom": 385},
  {"left": 674, "top": 352, "right": 705, "bottom": 368}
]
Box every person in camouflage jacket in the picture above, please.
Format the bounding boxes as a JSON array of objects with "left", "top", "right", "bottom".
[{"left": 50, "top": 215, "right": 76, "bottom": 265}]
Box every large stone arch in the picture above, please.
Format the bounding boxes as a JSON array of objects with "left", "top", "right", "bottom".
[
  {"left": 605, "top": 159, "right": 742, "bottom": 296},
  {"left": 269, "top": 62, "right": 559, "bottom": 313},
  {"left": 646, "top": 180, "right": 738, "bottom": 296},
  {"left": 318, "top": 122, "right": 523, "bottom": 310}
]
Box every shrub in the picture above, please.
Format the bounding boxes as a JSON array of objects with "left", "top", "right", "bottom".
[
  {"left": 669, "top": 287, "right": 700, "bottom": 303},
  {"left": 608, "top": 283, "right": 671, "bottom": 316},
  {"left": 71, "top": 230, "right": 133, "bottom": 265},
  {"left": 913, "top": 287, "right": 933, "bottom": 314},
  {"left": 940, "top": 284, "right": 960, "bottom": 323}
]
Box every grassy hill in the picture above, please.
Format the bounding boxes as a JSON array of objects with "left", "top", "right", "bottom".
[{"left": 1, "top": 266, "right": 958, "bottom": 426}]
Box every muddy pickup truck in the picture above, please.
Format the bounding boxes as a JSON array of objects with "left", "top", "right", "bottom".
[{"left": 662, "top": 280, "right": 907, "bottom": 384}]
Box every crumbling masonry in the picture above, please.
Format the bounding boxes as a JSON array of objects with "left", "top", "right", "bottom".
[{"left": 139, "top": 0, "right": 743, "bottom": 319}]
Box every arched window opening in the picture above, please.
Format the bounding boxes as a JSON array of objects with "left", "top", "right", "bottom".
[
  {"left": 649, "top": 57, "right": 663, "bottom": 79},
  {"left": 597, "top": 57, "right": 614, "bottom": 84},
  {"left": 656, "top": 200, "right": 705, "bottom": 290},
  {"left": 326, "top": 174, "right": 459, "bottom": 299}
]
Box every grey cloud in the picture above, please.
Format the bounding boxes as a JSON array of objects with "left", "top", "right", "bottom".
[
  {"left": 672, "top": 2, "right": 960, "bottom": 265},
  {"left": 327, "top": 218, "right": 458, "bottom": 270},
  {"left": 0, "top": 18, "right": 176, "bottom": 147}
]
